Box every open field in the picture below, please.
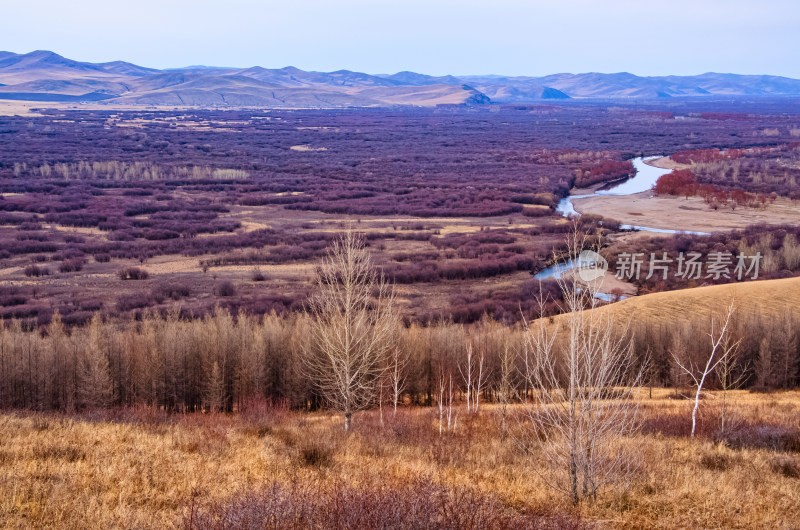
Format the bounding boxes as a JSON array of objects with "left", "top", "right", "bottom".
[
  {"left": 572, "top": 192, "right": 800, "bottom": 233},
  {"left": 581, "top": 275, "right": 800, "bottom": 325},
  {"left": 1, "top": 390, "right": 799, "bottom": 529}
]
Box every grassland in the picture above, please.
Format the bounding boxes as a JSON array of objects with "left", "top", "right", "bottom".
[
  {"left": 592, "top": 275, "right": 800, "bottom": 325},
  {"left": 0, "top": 389, "right": 798, "bottom": 529}
]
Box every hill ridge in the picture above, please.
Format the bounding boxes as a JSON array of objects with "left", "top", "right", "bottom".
[{"left": 2, "top": 50, "right": 800, "bottom": 107}]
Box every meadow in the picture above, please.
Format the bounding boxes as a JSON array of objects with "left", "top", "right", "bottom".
[{"left": 1, "top": 389, "right": 799, "bottom": 529}]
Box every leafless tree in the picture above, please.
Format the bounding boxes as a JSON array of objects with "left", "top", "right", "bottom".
[
  {"left": 496, "top": 340, "right": 517, "bottom": 436},
  {"left": 388, "top": 346, "right": 409, "bottom": 416},
  {"left": 715, "top": 332, "right": 747, "bottom": 435},
  {"left": 78, "top": 314, "right": 114, "bottom": 409},
  {"left": 302, "top": 229, "right": 396, "bottom": 431},
  {"left": 521, "top": 231, "right": 644, "bottom": 505},
  {"left": 459, "top": 345, "right": 474, "bottom": 414},
  {"left": 673, "top": 300, "right": 737, "bottom": 437},
  {"left": 459, "top": 344, "right": 488, "bottom": 414},
  {"left": 473, "top": 347, "right": 487, "bottom": 413},
  {"left": 436, "top": 365, "right": 458, "bottom": 435},
  {"left": 203, "top": 360, "right": 226, "bottom": 413}
]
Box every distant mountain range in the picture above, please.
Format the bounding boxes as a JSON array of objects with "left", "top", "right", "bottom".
[{"left": 2, "top": 50, "right": 800, "bottom": 107}]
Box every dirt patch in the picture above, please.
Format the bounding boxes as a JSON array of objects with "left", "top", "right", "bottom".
[
  {"left": 645, "top": 156, "right": 689, "bottom": 171},
  {"left": 290, "top": 145, "right": 327, "bottom": 152},
  {"left": 562, "top": 269, "right": 637, "bottom": 298},
  {"left": 573, "top": 193, "right": 800, "bottom": 233}
]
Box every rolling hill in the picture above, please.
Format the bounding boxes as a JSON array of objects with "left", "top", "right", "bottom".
[
  {"left": 594, "top": 276, "right": 800, "bottom": 326},
  {"left": 2, "top": 50, "right": 800, "bottom": 107}
]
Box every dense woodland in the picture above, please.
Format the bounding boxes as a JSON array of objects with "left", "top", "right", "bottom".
[{"left": 0, "top": 301, "right": 797, "bottom": 413}]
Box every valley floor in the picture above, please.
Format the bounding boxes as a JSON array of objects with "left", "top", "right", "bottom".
[{"left": 572, "top": 192, "right": 800, "bottom": 234}]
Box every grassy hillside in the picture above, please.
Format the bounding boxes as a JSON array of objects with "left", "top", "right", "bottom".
[{"left": 598, "top": 276, "right": 800, "bottom": 324}]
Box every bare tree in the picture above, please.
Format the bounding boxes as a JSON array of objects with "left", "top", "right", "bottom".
[
  {"left": 673, "top": 300, "right": 737, "bottom": 437},
  {"left": 388, "top": 346, "right": 409, "bottom": 416},
  {"left": 714, "top": 332, "right": 747, "bottom": 435},
  {"left": 496, "top": 340, "right": 517, "bottom": 437},
  {"left": 521, "top": 231, "right": 644, "bottom": 505},
  {"left": 302, "top": 229, "right": 396, "bottom": 431},
  {"left": 203, "top": 360, "right": 226, "bottom": 413},
  {"left": 78, "top": 314, "right": 114, "bottom": 409},
  {"left": 459, "top": 345, "right": 474, "bottom": 414},
  {"left": 459, "top": 344, "right": 488, "bottom": 414},
  {"left": 473, "top": 347, "right": 487, "bottom": 413}
]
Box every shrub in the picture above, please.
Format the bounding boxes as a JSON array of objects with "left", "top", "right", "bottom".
[
  {"left": 118, "top": 267, "right": 150, "bottom": 280},
  {"left": 152, "top": 282, "right": 191, "bottom": 300},
  {"left": 718, "top": 423, "right": 800, "bottom": 453},
  {"left": 700, "top": 453, "right": 731, "bottom": 471},
  {"left": 58, "top": 259, "right": 84, "bottom": 273},
  {"left": 215, "top": 281, "right": 236, "bottom": 297},
  {"left": 181, "top": 477, "right": 584, "bottom": 530},
  {"left": 116, "top": 293, "right": 155, "bottom": 311},
  {"left": 23, "top": 264, "right": 49, "bottom": 277},
  {"left": 771, "top": 457, "right": 800, "bottom": 479},
  {"left": 298, "top": 440, "right": 335, "bottom": 469}
]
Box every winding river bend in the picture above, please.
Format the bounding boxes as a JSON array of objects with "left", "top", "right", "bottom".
[
  {"left": 556, "top": 156, "right": 709, "bottom": 235},
  {"left": 534, "top": 156, "right": 710, "bottom": 294}
]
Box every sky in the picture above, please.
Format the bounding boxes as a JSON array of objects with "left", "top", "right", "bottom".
[{"left": 2, "top": 0, "right": 799, "bottom": 77}]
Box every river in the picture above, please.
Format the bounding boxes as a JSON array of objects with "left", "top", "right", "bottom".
[
  {"left": 534, "top": 156, "right": 709, "bottom": 297},
  {"left": 555, "top": 156, "right": 709, "bottom": 235}
]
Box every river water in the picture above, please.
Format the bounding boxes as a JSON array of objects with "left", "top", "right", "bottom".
[
  {"left": 555, "top": 157, "right": 709, "bottom": 235},
  {"left": 534, "top": 156, "right": 709, "bottom": 296}
]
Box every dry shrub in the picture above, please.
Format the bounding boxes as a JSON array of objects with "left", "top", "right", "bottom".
[
  {"left": 239, "top": 397, "right": 292, "bottom": 434},
  {"left": 32, "top": 415, "right": 50, "bottom": 432},
  {"left": 699, "top": 452, "right": 732, "bottom": 472},
  {"left": 640, "top": 405, "right": 800, "bottom": 453},
  {"left": 118, "top": 266, "right": 150, "bottom": 280},
  {"left": 298, "top": 441, "right": 335, "bottom": 469},
  {"left": 182, "top": 477, "right": 586, "bottom": 530},
  {"left": 639, "top": 405, "right": 722, "bottom": 439},
  {"left": 352, "top": 408, "right": 432, "bottom": 445},
  {"left": 718, "top": 423, "right": 800, "bottom": 453},
  {"left": 771, "top": 457, "right": 800, "bottom": 479},
  {"left": 78, "top": 405, "right": 171, "bottom": 429}
]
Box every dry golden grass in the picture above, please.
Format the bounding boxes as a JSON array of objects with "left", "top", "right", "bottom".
[
  {"left": 1, "top": 390, "right": 799, "bottom": 528},
  {"left": 595, "top": 276, "right": 800, "bottom": 325}
]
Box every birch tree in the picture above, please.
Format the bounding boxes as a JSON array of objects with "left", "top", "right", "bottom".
[
  {"left": 521, "top": 231, "right": 644, "bottom": 504},
  {"left": 303, "top": 229, "right": 396, "bottom": 431},
  {"left": 496, "top": 340, "right": 517, "bottom": 436},
  {"left": 388, "top": 346, "right": 409, "bottom": 416},
  {"left": 673, "top": 300, "right": 737, "bottom": 437}
]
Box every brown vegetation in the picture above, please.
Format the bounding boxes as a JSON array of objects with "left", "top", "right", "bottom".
[{"left": 1, "top": 390, "right": 799, "bottom": 528}]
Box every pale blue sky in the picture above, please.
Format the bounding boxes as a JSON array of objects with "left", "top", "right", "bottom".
[{"left": 3, "top": 0, "right": 799, "bottom": 77}]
